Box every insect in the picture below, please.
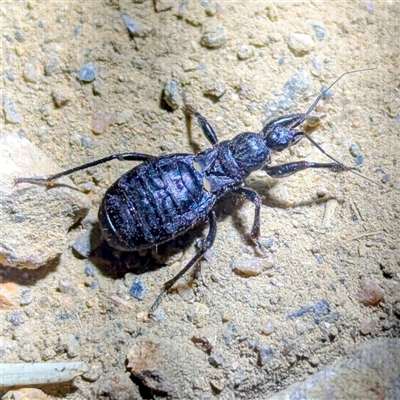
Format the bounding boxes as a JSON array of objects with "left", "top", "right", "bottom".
[{"left": 16, "top": 68, "right": 375, "bottom": 313}]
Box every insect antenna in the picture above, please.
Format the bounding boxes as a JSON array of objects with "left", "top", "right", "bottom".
[
  {"left": 297, "top": 67, "right": 381, "bottom": 187},
  {"left": 303, "top": 134, "right": 382, "bottom": 187},
  {"left": 292, "top": 67, "right": 377, "bottom": 128}
]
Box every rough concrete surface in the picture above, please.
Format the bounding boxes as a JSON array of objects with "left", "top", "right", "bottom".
[{"left": 1, "top": 1, "right": 399, "bottom": 399}]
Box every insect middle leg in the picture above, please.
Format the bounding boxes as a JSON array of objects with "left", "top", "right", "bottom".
[
  {"left": 15, "top": 152, "right": 156, "bottom": 185},
  {"left": 233, "top": 187, "right": 262, "bottom": 240},
  {"left": 184, "top": 105, "right": 219, "bottom": 145},
  {"left": 233, "top": 187, "right": 267, "bottom": 255},
  {"left": 149, "top": 210, "right": 217, "bottom": 314},
  {"left": 265, "top": 161, "right": 345, "bottom": 179}
]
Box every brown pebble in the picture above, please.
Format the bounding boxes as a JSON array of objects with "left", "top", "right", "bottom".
[
  {"left": 356, "top": 279, "right": 384, "bottom": 306},
  {"left": 109, "top": 295, "right": 133, "bottom": 310},
  {"left": 210, "top": 378, "right": 224, "bottom": 394}
]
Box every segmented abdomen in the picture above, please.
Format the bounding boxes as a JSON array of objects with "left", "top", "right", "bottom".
[{"left": 98, "top": 155, "right": 215, "bottom": 251}]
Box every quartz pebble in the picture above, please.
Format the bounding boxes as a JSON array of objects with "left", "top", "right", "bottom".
[
  {"left": 233, "top": 258, "right": 274, "bottom": 277},
  {"left": 91, "top": 111, "right": 115, "bottom": 134},
  {"left": 287, "top": 32, "right": 315, "bottom": 56},
  {"left": 3, "top": 98, "right": 21, "bottom": 124}
]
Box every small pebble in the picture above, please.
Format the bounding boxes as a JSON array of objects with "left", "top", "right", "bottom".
[
  {"left": 312, "top": 24, "right": 325, "bottom": 41},
  {"left": 23, "top": 63, "right": 38, "bottom": 83},
  {"left": 208, "top": 352, "right": 223, "bottom": 367},
  {"left": 381, "top": 319, "right": 394, "bottom": 330},
  {"left": 52, "top": 86, "right": 72, "bottom": 107},
  {"left": 60, "top": 333, "right": 80, "bottom": 358},
  {"left": 355, "top": 155, "right": 364, "bottom": 165},
  {"left": 356, "top": 279, "right": 384, "bottom": 306},
  {"left": 91, "top": 111, "right": 115, "bottom": 134},
  {"left": 89, "top": 281, "right": 99, "bottom": 290},
  {"left": 154, "top": 0, "right": 174, "bottom": 12},
  {"left": 287, "top": 32, "right": 315, "bottom": 56},
  {"left": 84, "top": 264, "right": 95, "bottom": 277},
  {"left": 150, "top": 307, "right": 165, "bottom": 321},
  {"left": 210, "top": 379, "right": 224, "bottom": 394},
  {"left": 122, "top": 13, "right": 152, "bottom": 38},
  {"left": 200, "top": 23, "right": 228, "bottom": 49},
  {"left": 116, "top": 109, "right": 133, "bottom": 125},
  {"left": 204, "top": 79, "right": 226, "bottom": 99},
  {"left": 129, "top": 276, "right": 146, "bottom": 300},
  {"left": 7, "top": 71, "right": 15, "bottom": 81},
  {"left": 3, "top": 98, "right": 21, "bottom": 124},
  {"left": 349, "top": 143, "right": 361, "bottom": 157},
  {"left": 45, "top": 57, "right": 59, "bottom": 76},
  {"left": 122, "top": 12, "right": 135, "bottom": 35},
  {"left": 58, "top": 279, "right": 74, "bottom": 294},
  {"left": 9, "top": 311, "right": 23, "bottom": 326},
  {"left": 283, "top": 69, "right": 311, "bottom": 98},
  {"left": 360, "top": 317, "right": 377, "bottom": 335},
  {"left": 15, "top": 30, "right": 25, "bottom": 43},
  {"left": 177, "top": 283, "right": 194, "bottom": 302},
  {"left": 3, "top": 388, "right": 48, "bottom": 399},
  {"left": 41, "top": 347, "right": 57, "bottom": 361},
  {"left": 163, "top": 79, "right": 180, "bottom": 110},
  {"left": 83, "top": 363, "right": 103, "bottom": 382},
  {"left": 77, "top": 62, "right": 97, "bottom": 82},
  {"left": 261, "top": 319, "right": 275, "bottom": 336},
  {"left": 381, "top": 174, "right": 390, "bottom": 183},
  {"left": 72, "top": 231, "right": 92, "bottom": 258},
  {"left": 73, "top": 25, "right": 83, "bottom": 35},
  {"left": 204, "top": 2, "right": 218, "bottom": 16},
  {"left": 309, "top": 356, "right": 320, "bottom": 367},
  {"left": 233, "top": 258, "right": 274, "bottom": 277},
  {"left": 81, "top": 135, "right": 92, "bottom": 148},
  {"left": 311, "top": 57, "right": 323, "bottom": 76},
  {"left": 257, "top": 345, "right": 274, "bottom": 366},
  {"left": 237, "top": 44, "right": 253, "bottom": 60},
  {"left": 20, "top": 289, "right": 32, "bottom": 306},
  {"left": 191, "top": 330, "right": 215, "bottom": 353},
  {"left": 92, "top": 79, "right": 104, "bottom": 95},
  {"left": 316, "top": 187, "right": 328, "bottom": 197}
]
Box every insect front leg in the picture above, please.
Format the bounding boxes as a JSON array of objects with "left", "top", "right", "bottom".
[
  {"left": 184, "top": 105, "right": 219, "bottom": 146},
  {"left": 149, "top": 210, "right": 217, "bottom": 315},
  {"left": 264, "top": 161, "right": 345, "bottom": 179},
  {"left": 15, "top": 152, "right": 157, "bottom": 185}
]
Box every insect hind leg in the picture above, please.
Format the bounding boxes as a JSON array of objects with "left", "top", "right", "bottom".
[
  {"left": 15, "top": 153, "right": 156, "bottom": 185},
  {"left": 149, "top": 210, "right": 217, "bottom": 315}
]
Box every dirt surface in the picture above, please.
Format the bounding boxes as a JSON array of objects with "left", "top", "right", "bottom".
[{"left": 1, "top": 1, "right": 399, "bottom": 399}]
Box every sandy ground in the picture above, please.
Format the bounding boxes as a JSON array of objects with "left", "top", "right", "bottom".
[{"left": 1, "top": 1, "right": 399, "bottom": 399}]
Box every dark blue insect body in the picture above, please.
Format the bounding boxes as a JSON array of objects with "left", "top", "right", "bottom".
[
  {"left": 16, "top": 70, "right": 372, "bottom": 313},
  {"left": 99, "top": 132, "right": 269, "bottom": 253}
]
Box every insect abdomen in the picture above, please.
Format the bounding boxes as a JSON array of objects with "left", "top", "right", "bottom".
[{"left": 98, "top": 155, "right": 215, "bottom": 251}]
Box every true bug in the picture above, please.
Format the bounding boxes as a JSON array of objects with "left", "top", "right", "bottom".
[{"left": 16, "top": 69, "right": 375, "bottom": 313}]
